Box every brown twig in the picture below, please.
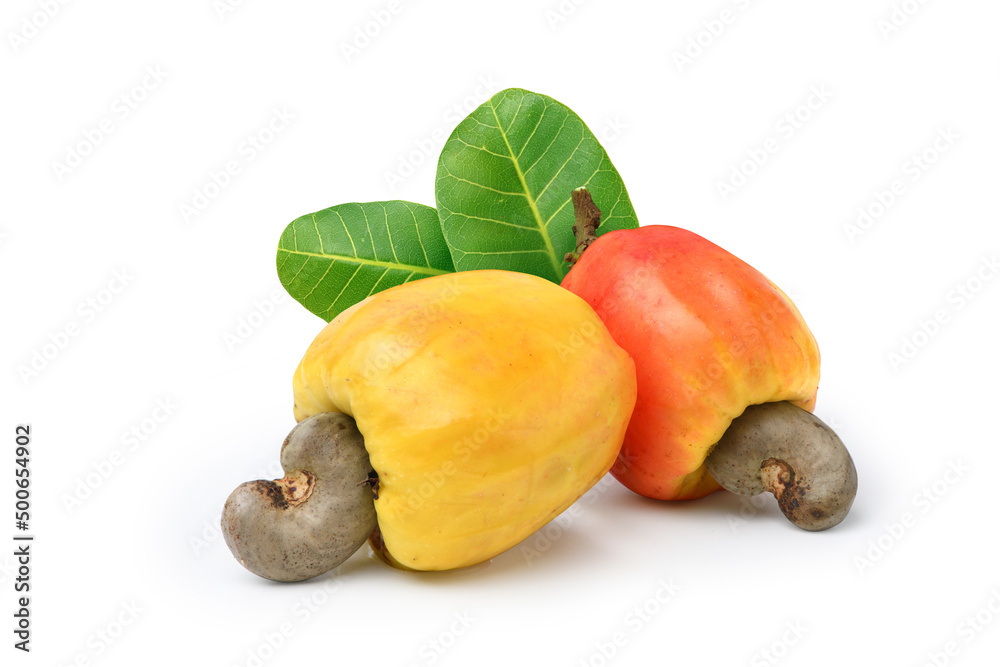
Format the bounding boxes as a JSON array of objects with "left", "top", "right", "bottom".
[{"left": 564, "top": 187, "right": 603, "bottom": 268}]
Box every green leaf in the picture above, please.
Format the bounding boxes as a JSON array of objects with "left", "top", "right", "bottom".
[
  {"left": 435, "top": 88, "right": 638, "bottom": 283},
  {"left": 276, "top": 201, "right": 455, "bottom": 321}
]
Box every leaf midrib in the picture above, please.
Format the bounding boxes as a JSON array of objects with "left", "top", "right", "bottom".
[
  {"left": 487, "top": 98, "right": 562, "bottom": 280},
  {"left": 276, "top": 248, "right": 450, "bottom": 276}
]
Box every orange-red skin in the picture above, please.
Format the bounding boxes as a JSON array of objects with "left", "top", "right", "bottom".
[{"left": 561, "top": 226, "right": 821, "bottom": 500}]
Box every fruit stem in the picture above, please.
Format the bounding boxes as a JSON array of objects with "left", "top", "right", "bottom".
[{"left": 564, "top": 187, "right": 603, "bottom": 267}]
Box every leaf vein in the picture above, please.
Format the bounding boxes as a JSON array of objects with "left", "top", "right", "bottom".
[
  {"left": 487, "top": 97, "right": 561, "bottom": 279},
  {"left": 407, "top": 203, "right": 431, "bottom": 267},
  {"left": 276, "top": 249, "right": 449, "bottom": 276},
  {"left": 533, "top": 132, "right": 586, "bottom": 203}
]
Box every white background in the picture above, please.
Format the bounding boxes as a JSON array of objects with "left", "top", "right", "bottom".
[{"left": 3, "top": 1, "right": 999, "bottom": 665}]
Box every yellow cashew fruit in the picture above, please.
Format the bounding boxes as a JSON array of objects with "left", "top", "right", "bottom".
[{"left": 291, "top": 270, "right": 637, "bottom": 571}]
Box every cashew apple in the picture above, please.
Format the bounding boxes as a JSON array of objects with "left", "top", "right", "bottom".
[
  {"left": 291, "top": 270, "right": 637, "bottom": 570},
  {"left": 561, "top": 225, "right": 821, "bottom": 502}
]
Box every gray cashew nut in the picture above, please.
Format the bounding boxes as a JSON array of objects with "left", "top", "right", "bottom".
[
  {"left": 222, "top": 412, "right": 378, "bottom": 581},
  {"left": 704, "top": 402, "right": 858, "bottom": 531}
]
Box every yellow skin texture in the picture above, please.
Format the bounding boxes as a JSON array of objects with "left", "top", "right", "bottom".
[{"left": 292, "top": 270, "right": 637, "bottom": 571}]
